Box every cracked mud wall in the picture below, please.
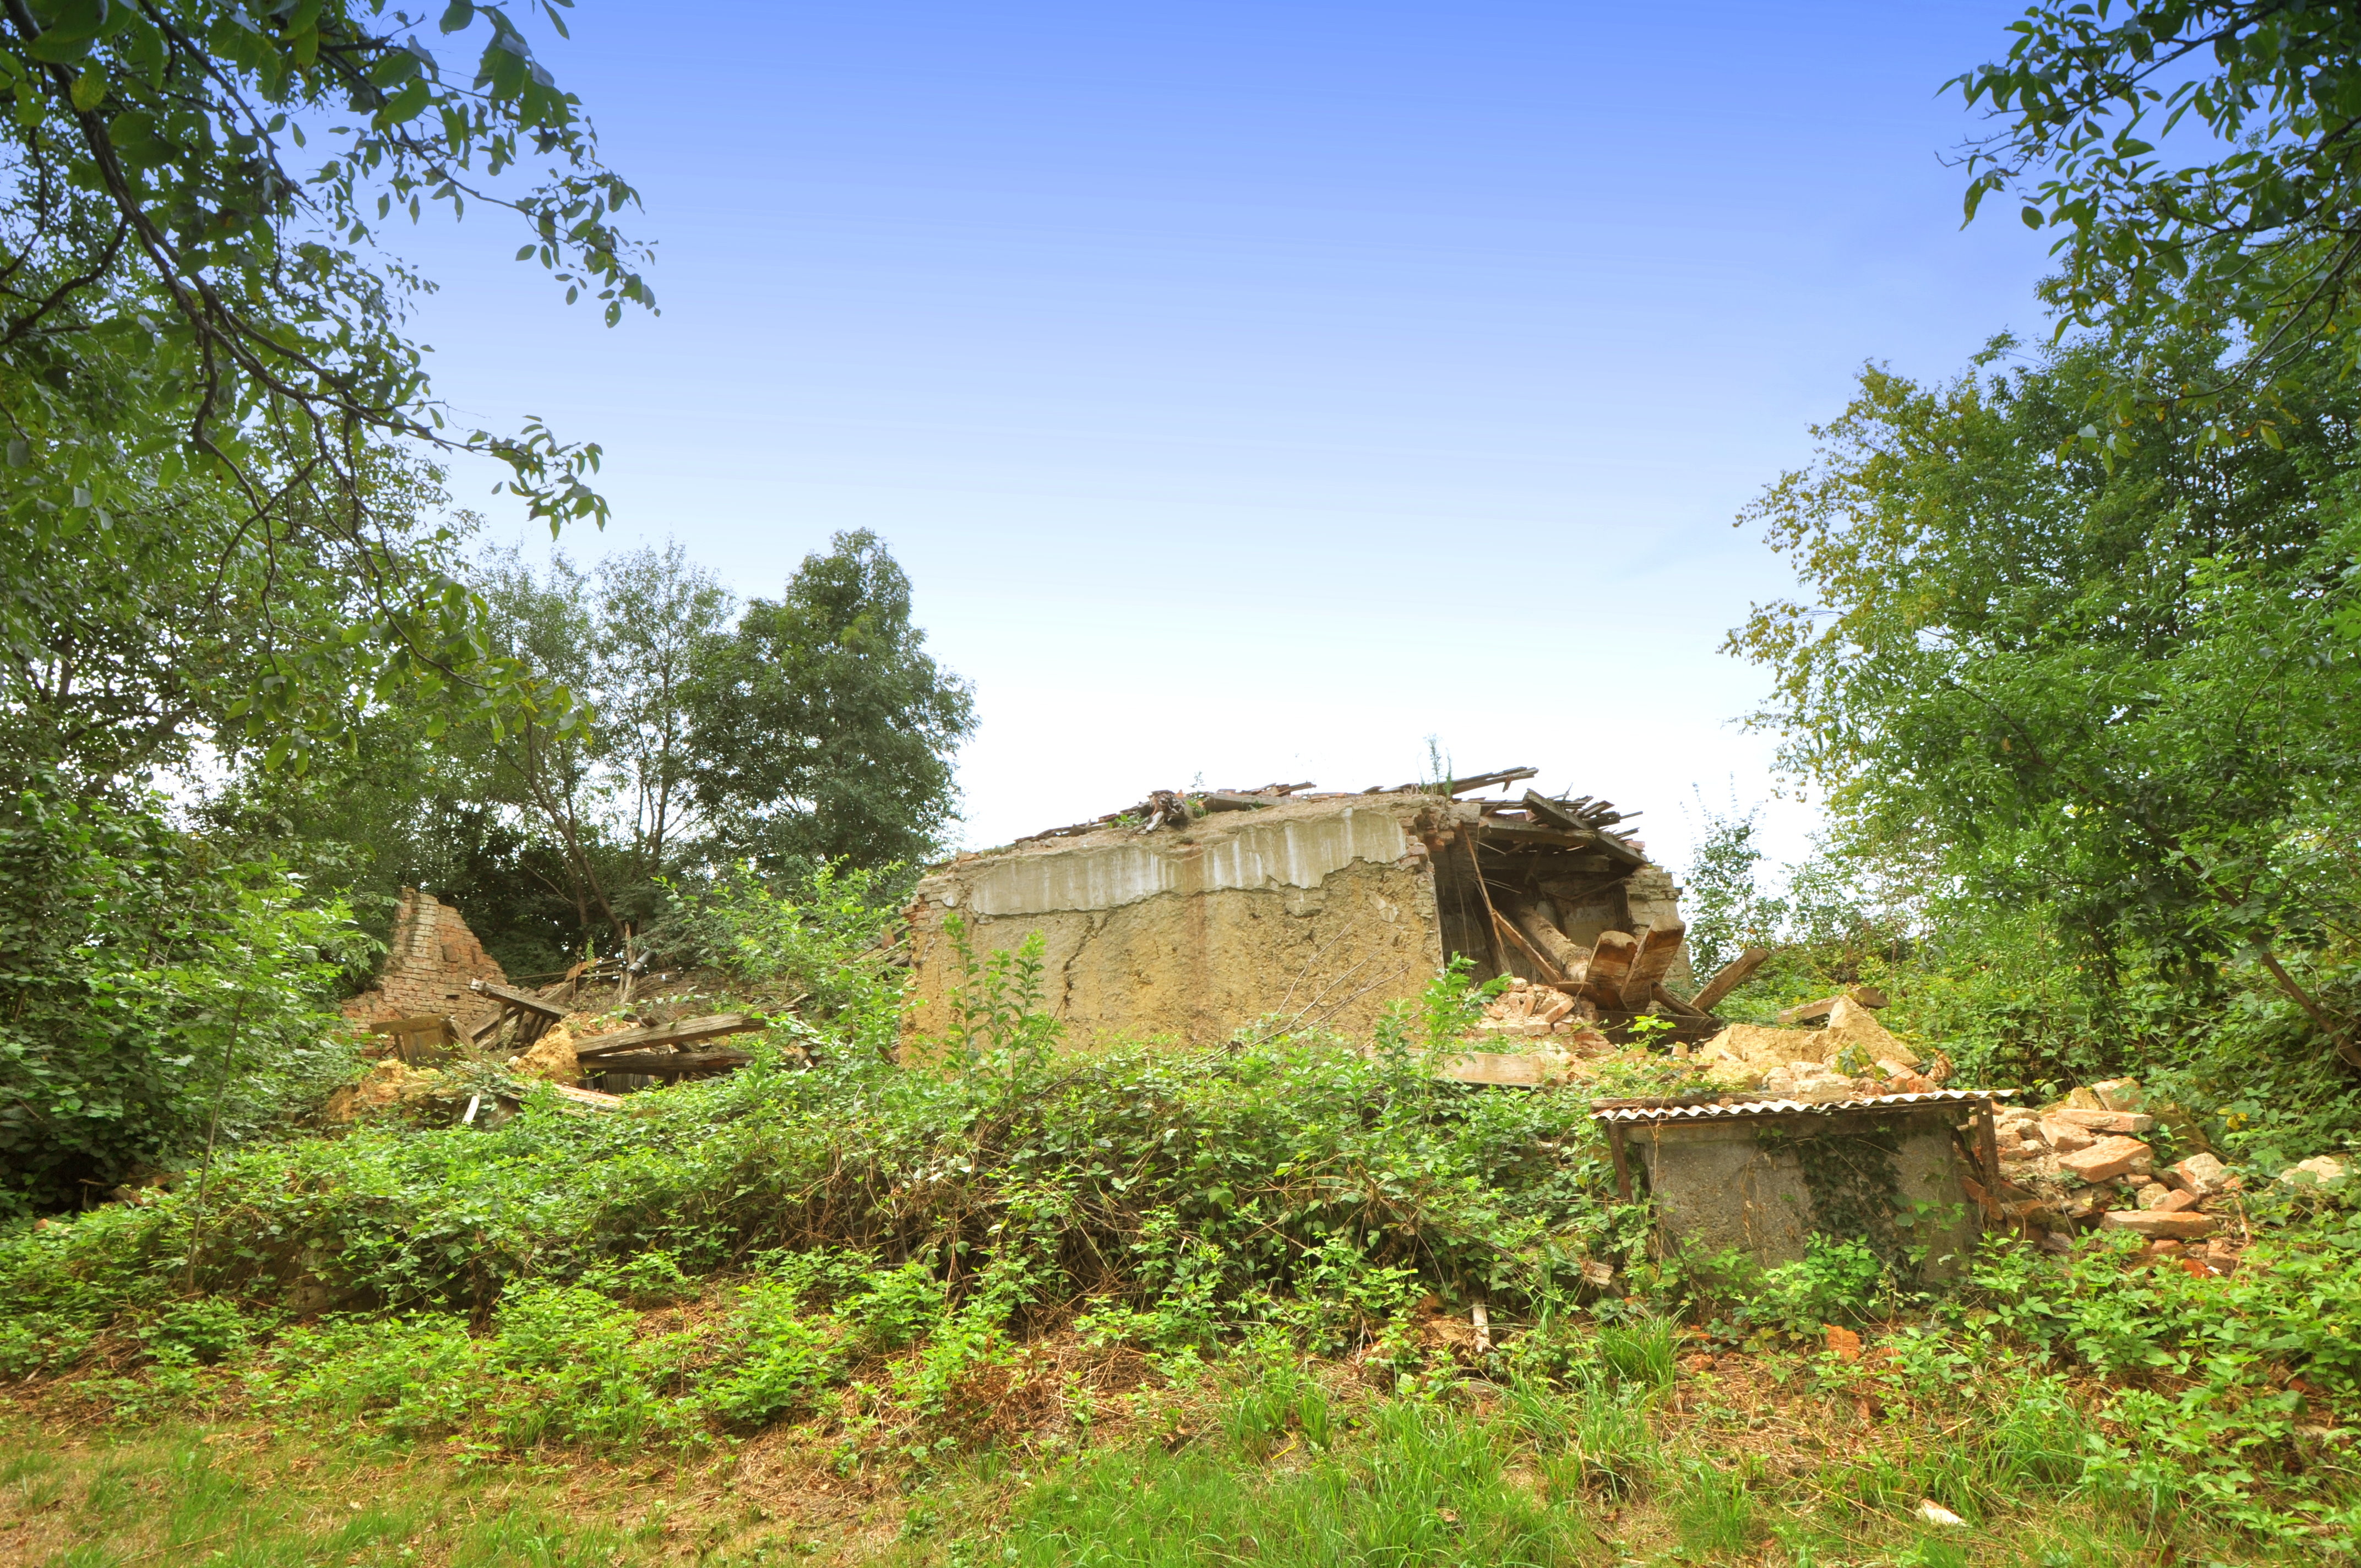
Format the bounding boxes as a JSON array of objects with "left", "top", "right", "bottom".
[{"left": 906, "top": 796, "right": 1450, "bottom": 1047}]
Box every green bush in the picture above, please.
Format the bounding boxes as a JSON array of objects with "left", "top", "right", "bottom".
[
  {"left": 662, "top": 859, "right": 907, "bottom": 1054},
  {"left": 0, "top": 1027, "right": 1647, "bottom": 1331},
  {"left": 705, "top": 1276, "right": 841, "bottom": 1428},
  {"left": 1947, "top": 1221, "right": 2361, "bottom": 1545},
  {"left": 1751, "top": 1235, "right": 1894, "bottom": 1335},
  {"left": 0, "top": 775, "right": 370, "bottom": 1213}
]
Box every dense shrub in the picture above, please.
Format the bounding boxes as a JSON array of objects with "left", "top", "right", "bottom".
[
  {"left": 0, "top": 775, "right": 370, "bottom": 1214},
  {"left": 659, "top": 859, "right": 908, "bottom": 1054},
  {"left": 0, "top": 1033, "right": 1666, "bottom": 1327}
]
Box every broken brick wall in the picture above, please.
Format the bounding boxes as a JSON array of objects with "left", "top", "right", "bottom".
[{"left": 341, "top": 888, "right": 508, "bottom": 1033}]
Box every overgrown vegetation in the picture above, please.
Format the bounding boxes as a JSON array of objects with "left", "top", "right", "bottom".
[
  {"left": 6, "top": 983, "right": 2361, "bottom": 1559},
  {"left": 0, "top": 774, "right": 369, "bottom": 1215},
  {"left": 10, "top": 3, "right": 2361, "bottom": 1565}
]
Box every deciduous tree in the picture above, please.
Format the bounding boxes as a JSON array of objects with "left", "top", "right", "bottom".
[
  {"left": 1957, "top": 3, "right": 2361, "bottom": 428},
  {"left": 1728, "top": 331, "right": 2361, "bottom": 1060},
  {"left": 688, "top": 532, "right": 977, "bottom": 875},
  {"left": 1, "top": 1, "right": 648, "bottom": 769}
]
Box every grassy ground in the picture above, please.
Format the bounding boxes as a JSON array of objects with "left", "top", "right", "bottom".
[
  {"left": 0, "top": 1332, "right": 2308, "bottom": 1568},
  {"left": 0, "top": 1414, "right": 912, "bottom": 1568}
]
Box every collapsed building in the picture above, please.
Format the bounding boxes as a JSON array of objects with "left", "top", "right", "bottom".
[
  {"left": 904, "top": 768, "right": 1715, "bottom": 1048},
  {"left": 340, "top": 888, "right": 510, "bottom": 1037}
]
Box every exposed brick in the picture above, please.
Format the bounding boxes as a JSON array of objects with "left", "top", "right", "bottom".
[
  {"left": 341, "top": 888, "right": 507, "bottom": 1035},
  {"left": 2170, "top": 1152, "right": 2237, "bottom": 1195},
  {"left": 2090, "top": 1077, "right": 2146, "bottom": 1113},
  {"left": 2041, "top": 1119, "right": 2096, "bottom": 1155},
  {"left": 2099, "top": 1210, "right": 2213, "bottom": 1240},
  {"left": 2059, "top": 1135, "right": 2153, "bottom": 1184}
]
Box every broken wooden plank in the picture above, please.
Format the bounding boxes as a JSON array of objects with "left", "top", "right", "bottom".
[
  {"left": 1777, "top": 994, "right": 1842, "bottom": 1027},
  {"left": 370, "top": 1014, "right": 460, "bottom": 1064},
  {"left": 369, "top": 1014, "right": 457, "bottom": 1044},
  {"left": 1587, "top": 831, "right": 1650, "bottom": 869},
  {"left": 1476, "top": 821, "right": 1600, "bottom": 851},
  {"left": 1519, "top": 790, "right": 1585, "bottom": 833},
  {"left": 1617, "top": 922, "right": 1688, "bottom": 1010},
  {"left": 1584, "top": 929, "right": 1640, "bottom": 1006},
  {"left": 1689, "top": 946, "right": 1772, "bottom": 1013},
  {"left": 1447, "top": 766, "right": 1539, "bottom": 796},
  {"left": 572, "top": 1013, "right": 763, "bottom": 1060},
  {"left": 580, "top": 1049, "right": 752, "bottom": 1077},
  {"left": 548, "top": 1084, "right": 624, "bottom": 1113},
  {"left": 471, "top": 981, "right": 568, "bottom": 1018},
  {"left": 1490, "top": 908, "right": 1570, "bottom": 985},
  {"left": 1495, "top": 892, "right": 1589, "bottom": 982},
  {"left": 1199, "top": 791, "right": 1277, "bottom": 812},
  {"left": 1651, "top": 982, "right": 1712, "bottom": 1022}
]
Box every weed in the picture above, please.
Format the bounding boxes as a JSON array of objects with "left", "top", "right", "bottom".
[
  {"left": 1751, "top": 1235, "right": 1892, "bottom": 1335},
  {"left": 1593, "top": 1316, "right": 1678, "bottom": 1391},
  {"left": 1669, "top": 1455, "right": 1764, "bottom": 1558},
  {"left": 992, "top": 1389, "right": 1586, "bottom": 1567}
]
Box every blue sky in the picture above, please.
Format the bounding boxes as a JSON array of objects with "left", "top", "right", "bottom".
[{"left": 400, "top": 2, "right": 2057, "bottom": 871}]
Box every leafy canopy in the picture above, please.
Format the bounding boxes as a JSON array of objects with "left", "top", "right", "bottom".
[
  {"left": 688, "top": 530, "right": 979, "bottom": 875},
  {"left": 1727, "top": 331, "right": 2361, "bottom": 1054},
  {"left": 1956, "top": 3, "right": 2361, "bottom": 428},
  {"left": 0, "top": 0, "right": 649, "bottom": 759},
  {"left": 0, "top": 774, "right": 368, "bottom": 1213}
]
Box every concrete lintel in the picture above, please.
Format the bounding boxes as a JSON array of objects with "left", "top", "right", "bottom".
[{"left": 946, "top": 805, "right": 1418, "bottom": 917}]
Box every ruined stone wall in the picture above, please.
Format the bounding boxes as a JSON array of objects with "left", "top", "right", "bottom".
[
  {"left": 341, "top": 888, "right": 508, "bottom": 1032},
  {"left": 906, "top": 796, "right": 1451, "bottom": 1047}
]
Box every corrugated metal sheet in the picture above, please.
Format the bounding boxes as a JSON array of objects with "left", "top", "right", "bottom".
[{"left": 1592, "top": 1087, "right": 2020, "bottom": 1124}]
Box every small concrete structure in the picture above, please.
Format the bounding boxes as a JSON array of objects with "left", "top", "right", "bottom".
[
  {"left": 905, "top": 788, "right": 1694, "bottom": 1047},
  {"left": 1597, "top": 1091, "right": 2000, "bottom": 1283}
]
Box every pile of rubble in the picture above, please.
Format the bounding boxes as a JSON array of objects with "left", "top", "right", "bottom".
[
  {"left": 1982, "top": 1079, "right": 2246, "bottom": 1270},
  {"left": 1473, "top": 977, "right": 1613, "bottom": 1047},
  {"left": 345, "top": 976, "right": 781, "bottom": 1125},
  {"left": 1671, "top": 984, "right": 2359, "bottom": 1272},
  {"left": 1689, "top": 989, "right": 1950, "bottom": 1097},
  {"left": 1985, "top": 1079, "right": 2349, "bottom": 1270}
]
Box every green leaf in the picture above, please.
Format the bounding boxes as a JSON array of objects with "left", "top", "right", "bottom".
[
  {"left": 380, "top": 79, "right": 433, "bottom": 126},
  {"left": 26, "top": 31, "right": 94, "bottom": 66},
  {"left": 439, "top": 1, "right": 476, "bottom": 33}
]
